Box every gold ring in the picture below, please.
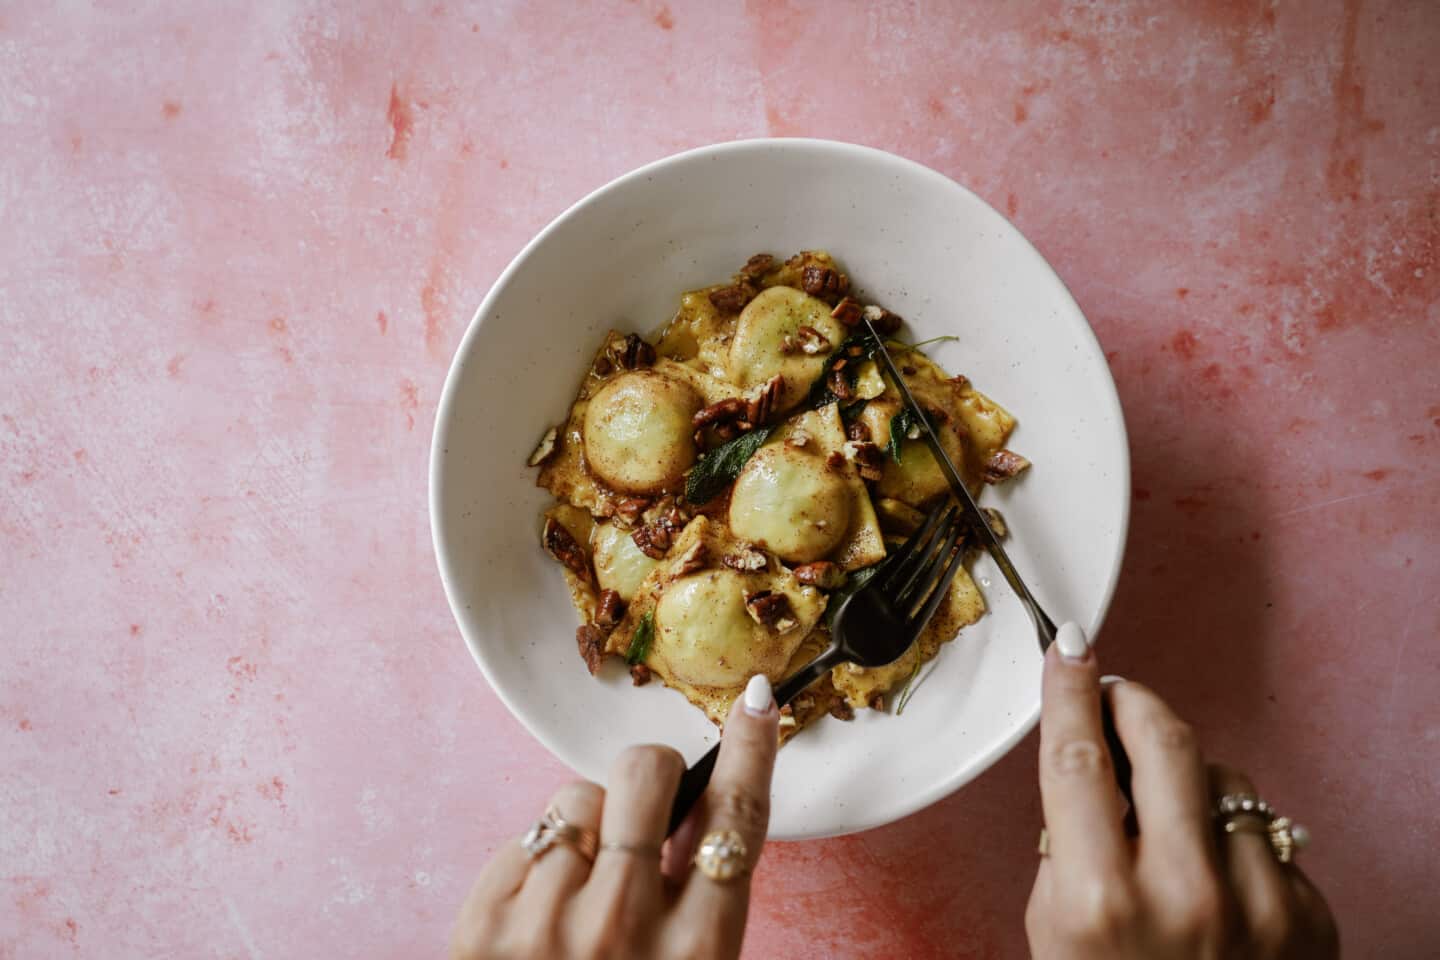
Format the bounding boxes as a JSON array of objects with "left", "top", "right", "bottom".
[
  {"left": 1222, "top": 815, "right": 1270, "bottom": 837},
  {"left": 520, "top": 804, "right": 598, "bottom": 863},
  {"left": 1037, "top": 828, "right": 1049, "bottom": 857},
  {"left": 1214, "top": 794, "right": 1311, "bottom": 863},
  {"left": 693, "top": 829, "right": 749, "bottom": 881},
  {"left": 1268, "top": 816, "right": 1311, "bottom": 864}
]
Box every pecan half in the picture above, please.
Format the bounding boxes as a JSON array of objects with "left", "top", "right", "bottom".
[
  {"left": 828, "top": 699, "right": 855, "bottom": 721},
  {"left": 830, "top": 295, "right": 862, "bottom": 326},
  {"left": 613, "top": 496, "right": 650, "bottom": 528},
  {"left": 576, "top": 624, "right": 606, "bottom": 675},
  {"left": 693, "top": 397, "right": 749, "bottom": 431},
  {"left": 801, "top": 264, "right": 850, "bottom": 303},
  {"left": 743, "top": 590, "right": 793, "bottom": 628},
  {"left": 827, "top": 367, "right": 855, "bottom": 401},
  {"left": 867, "top": 692, "right": 886, "bottom": 712},
  {"left": 793, "top": 561, "right": 845, "bottom": 589},
  {"left": 739, "top": 253, "right": 776, "bottom": 280},
  {"left": 795, "top": 325, "right": 832, "bottom": 355},
  {"left": 527, "top": 426, "right": 559, "bottom": 467},
  {"left": 745, "top": 375, "right": 783, "bottom": 427},
  {"left": 676, "top": 540, "right": 709, "bottom": 574},
  {"left": 607, "top": 333, "right": 656, "bottom": 371},
  {"left": 543, "top": 518, "right": 591, "bottom": 580},
  {"left": 722, "top": 546, "right": 768, "bottom": 571},
  {"left": 595, "top": 589, "right": 625, "bottom": 628},
  {"left": 846, "top": 420, "right": 871, "bottom": 442},
  {"left": 629, "top": 663, "right": 653, "bottom": 686},
  {"left": 982, "top": 449, "right": 1032, "bottom": 484},
  {"left": 861, "top": 304, "right": 902, "bottom": 335},
  {"left": 631, "top": 521, "right": 673, "bottom": 559},
  {"left": 708, "top": 281, "right": 757, "bottom": 315},
  {"left": 846, "top": 441, "right": 886, "bottom": 481}
]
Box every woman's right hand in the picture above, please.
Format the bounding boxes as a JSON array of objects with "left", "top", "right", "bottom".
[{"left": 1025, "top": 624, "right": 1338, "bottom": 959}]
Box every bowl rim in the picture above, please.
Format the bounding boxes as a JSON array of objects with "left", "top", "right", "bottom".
[{"left": 429, "top": 137, "right": 1131, "bottom": 838}]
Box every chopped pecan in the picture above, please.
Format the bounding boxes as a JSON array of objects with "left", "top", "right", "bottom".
[
  {"left": 576, "top": 624, "right": 606, "bottom": 675},
  {"left": 828, "top": 699, "right": 855, "bottom": 721},
  {"left": 793, "top": 561, "right": 845, "bottom": 589},
  {"left": 901, "top": 364, "right": 917, "bottom": 376},
  {"left": 593, "top": 354, "right": 615, "bottom": 377},
  {"left": 949, "top": 373, "right": 971, "bottom": 390},
  {"left": 795, "top": 325, "right": 832, "bottom": 355},
  {"left": 606, "top": 333, "right": 656, "bottom": 371},
  {"left": 779, "top": 703, "right": 794, "bottom": 717},
  {"left": 722, "top": 546, "right": 768, "bottom": 571},
  {"left": 631, "top": 522, "right": 673, "bottom": 559},
  {"left": 984, "top": 507, "right": 1008, "bottom": 538},
  {"left": 861, "top": 304, "right": 902, "bottom": 335},
  {"left": 613, "top": 496, "right": 650, "bottom": 528},
  {"left": 827, "top": 367, "right": 855, "bottom": 401},
  {"left": 743, "top": 590, "right": 793, "bottom": 628},
  {"left": 693, "top": 398, "right": 749, "bottom": 430},
  {"left": 846, "top": 420, "right": 871, "bottom": 442},
  {"left": 830, "top": 295, "right": 862, "bottom": 326},
  {"left": 801, "top": 264, "right": 850, "bottom": 303},
  {"left": 825, "top": 450, "right": 847, "bottom": 471},
  {"left": 793, "top": 693, "right": 815, "bottom": 713},
  {"left": 629, "top": 663, "right": 653, "bottom": 686},
  {"left": 739, "top": 253, "right": 776, "bottom": 280},
  {"left": 744, "top": 375, "right": 783, "bottom": 427},
  {"left": 846, "top": 441, "right": 887, "bottom": 481},
  {"left": 708, "top": 282, "right": 757, "bottom": 314},
  {"left": 676, "top": 540, "right": 709, "bottom": 574},
  {"left": 595, "top": 589, "right": 625, "bottom": 628},
  {"left": 867, "top": 692, "right": 886, "bottom": 712},
  {"left": 527, "top": 426, "right": 559, "bottom": 467},
  {"left": 543, "top": 518, "right": 591, "bottom": 580},
  {"left": 982, "top": 449, "right": 1032, "bottom": 484}
]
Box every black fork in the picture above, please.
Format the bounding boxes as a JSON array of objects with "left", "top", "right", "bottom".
[{"left": 665, "top": 504, "right": 969, "bottom": 834}]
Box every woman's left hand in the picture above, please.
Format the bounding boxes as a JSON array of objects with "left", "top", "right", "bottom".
[{"left": 451, "top": 674, "right": 780, "bottom": 960}]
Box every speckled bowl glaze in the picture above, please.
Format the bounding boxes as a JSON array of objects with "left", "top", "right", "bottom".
[{"left": 430, "top": 139, "right": 1129, "bottom": 839}]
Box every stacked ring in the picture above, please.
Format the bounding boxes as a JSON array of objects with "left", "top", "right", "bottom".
[
  {"left": 1213, "top": 793, "right": 1311, "bottom": 864},
  {"left": 520, "top": 804, "right": 599, "bottom": 863}
]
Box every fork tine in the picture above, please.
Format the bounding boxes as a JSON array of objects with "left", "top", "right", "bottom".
[
  {"left": 906, "top": 530, "right": 968, "bottom": 626},
  {"left": 890, "top": 507, "right": 961, "bottom": 604},
  {"left": 880, "top": 504, "right": 956, "bottom": 593}
]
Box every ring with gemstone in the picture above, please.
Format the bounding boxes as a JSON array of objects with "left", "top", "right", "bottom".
[
  {"left": 520, "top": 804, "right": 598, "bottom": 863},
  {"left": 1214, "top": 793, "right": 1310, "bottom": 864},
  {"left": 693, "top": 829, "right": 750, "bottom": 881}
]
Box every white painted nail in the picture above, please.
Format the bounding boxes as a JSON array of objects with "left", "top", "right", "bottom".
[
  {"left": 743, "top": 673, "right": 774, "bottom": 716},
  {"left": 1100, "top": 674, "right": 1127, "bottom": 687},
  {"left": 1056, "top": 622, "right": 1090, "bottom": 663}
]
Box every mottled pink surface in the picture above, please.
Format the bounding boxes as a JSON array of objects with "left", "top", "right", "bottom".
[{"left": 2, "top": 2, "right": 1436, "bottom": 957}]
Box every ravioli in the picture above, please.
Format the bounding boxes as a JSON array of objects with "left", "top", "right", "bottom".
[{"left": 531, "top": 251, "right": 1028, "bottom": 740}]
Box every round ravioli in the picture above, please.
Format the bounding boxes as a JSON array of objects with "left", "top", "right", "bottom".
[
  {"left": 653, "top": 569, "right": 800, "bottom": 687},
  {"left": 726, "top": 286, "right": 845, "bottom": 413},
  {"left": 591, "top": 522, "right": 661, "bottom": 602},
  {"left": 729, "top": 443, "right": 851, "bottom": 564},
  {"left": 582, "top": 370, "right": 701, "bottom": 495}
]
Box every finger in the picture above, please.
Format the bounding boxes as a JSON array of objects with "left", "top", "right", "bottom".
[
  {"left": 1209, "top": 764, "right": 1296, "bottom": 950},
  {"left": 1107, "top": 681, "right": 1216, "bottom": 874},
  {"left": 662, "top": 803, "right": 702, "bottom": 885},
  {"left": 467, "top": 838, "right": 532, "bottom": 903},
  {"left": 584, "top": 745, "right": 683, "bottom": 904},
  {"left": 1038, "top": 623, "right": 1129, "bottom": 881},
  {"left": 515, "top": 781, "right": 604, "bottom": 907},
  {"left": 676, "top": 674, "right": 779, "bottom": 935}
]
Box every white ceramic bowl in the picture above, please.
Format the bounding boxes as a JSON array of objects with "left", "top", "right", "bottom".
[{"left": 430, "top": 139, "right": 1129, "bottom": 840}]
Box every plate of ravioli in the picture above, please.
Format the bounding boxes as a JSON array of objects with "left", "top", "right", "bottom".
[{"left": 431, "top": 140, "right": 1129, "bottom": 839}]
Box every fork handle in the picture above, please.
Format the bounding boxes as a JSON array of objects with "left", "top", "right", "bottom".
[{"left": 665, "top": 648, "right": 846, "bottom": 835}]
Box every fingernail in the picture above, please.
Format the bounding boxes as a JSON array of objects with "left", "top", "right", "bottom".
[
  {"left": 743, "top": 673, "right": 774, "bottom": 716},
  {"left": 1056, "top": 622, "right": 1089, "bottom": 663},
  {"left": 1100, "top": 674, "right": 1126, "bottom": 687}
]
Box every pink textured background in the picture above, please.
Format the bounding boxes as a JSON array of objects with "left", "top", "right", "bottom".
[{"left": 3, "top": 2, "right": 1436, "bottom": 957}]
